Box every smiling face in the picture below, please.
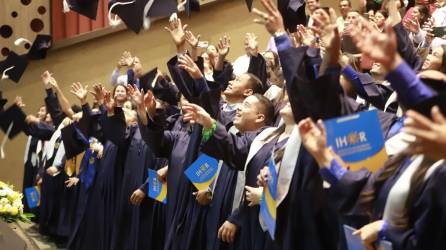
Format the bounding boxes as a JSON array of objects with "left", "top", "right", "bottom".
[
  {"left": 113, "top": 84, "right": 128, "bottom": 105},
  {"left": 374, "top": 12, "right": 386, "bottom": 28},
  {"left": 423, "top": 46, "right": 445, "bottom": 71},
  {"left": 306, "top": 0, "right": 320, "bottom": 13},
  {"left": 224, "top": 73, "right": 254, "bottom": 102},
  {"left": 37, "top": 105, "right": 47, "bottom": 121},
  {"left": 233, "top": 95, "right": 266, "bottom": 132}
]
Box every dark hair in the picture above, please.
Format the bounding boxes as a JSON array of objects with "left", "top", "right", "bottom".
[
  {"left": 245, "top": 73, "right": 265, "bottom": 95},
  {"left": 112, "top": 83, "right": 128, "bottom": 97},
  {"left": 71, "top": 104, "right": 82, "bottom": 113},
  {"left": 414, "top": 5, "right": 430, "bottom": 26},
  {"left": 360, "top": 152, "right": 438, "bottom": 228},
  {"left": 253, "top": 93, "right": 275, "bottom": 126},
  {"left": 376, "top": 9, "right": 389, "bottom": 19},
  {"left": 339, "top": 0, "right": 352, "bottom": 7}
]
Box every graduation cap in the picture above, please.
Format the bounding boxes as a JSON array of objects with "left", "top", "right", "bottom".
[
  {"left": 0, "top": 104, "right": 27, "bottom": 139},
  {"left": 67, "top": 0, "right": 99, "bottom": 20},
  {"left": 147, "top": 0, "right": 177, "bottom": 18},
  {"left": 139, "top": 67, "right": 158, "bottom": 93},
  {"left": 277, "top": 0, "right": 306, "bottom": 33},
  {"left": 27, "top": 35, "right": 52, "bottom": 60},
  {"left": 0, "top": 51, "right": 29, "bottom": 83},
  {"left": 0, "top": 104, "right": 27, "bottom": 158},
  {"left": 109, "top": 0, "right": 147, "bottom": 33},
  {"left": 61, "top": 123, "right": 87, "bottom": 159}
]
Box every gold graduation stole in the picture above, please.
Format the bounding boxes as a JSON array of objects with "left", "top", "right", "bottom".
[{"left": 64, "top": 151, "right": 85, "bottom": 177}]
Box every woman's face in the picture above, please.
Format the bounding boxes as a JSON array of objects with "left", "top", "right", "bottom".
[
  {"left": 114, "top": 85, "right": 128, "bottom": 104},
  {"left": 206, "top": 45, "right": 218, "bottom": 58},
  {"left": 374, "top": 12, "right": 386, "bottom": 27},
  {"left": 422, "top": 46, "right": 444, "bottom": 71},
  {"left": 412, "top": 7, "right": 421, "bottom": 21},
  {"left": 37, "top": 106, "right": 47, "bottom": 121}
]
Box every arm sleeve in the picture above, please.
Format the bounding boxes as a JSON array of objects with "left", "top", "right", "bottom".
[
  {"left": 111, "top": 68, "right": 120, "bottom": 86},
  {"left": 385, "top": 61, "right": 434, "bottom": 107}
]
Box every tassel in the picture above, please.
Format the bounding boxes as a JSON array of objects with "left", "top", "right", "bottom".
[
  {"left": 0, "top": 122, "right": 14, "bottom": 159},
  {"left": 177, "top": 0, "right": 187, "bottom": 12},
  {"left": 143, "top": 0, "right": 155, "bottom": 30},
  {"left": 63, "top": 0, "right": 71, "bottom": 13},
  {"left": 108, "top": 0, "right": 136, "bottom": 27},
  {"left": 1, "top": 66, "right": 15, "bottom": 80},
  {"left": 14, "top": 38, "right": 32, "bottom": 47}
]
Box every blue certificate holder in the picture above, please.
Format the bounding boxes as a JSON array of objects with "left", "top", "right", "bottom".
[
  {"left": 343, "top": 225, "right": 365, "bottom": 250},
  {"left": 324, "top": 110, "right": 388, "bottom": 172},
  {"left": 147, "top": 169, "right": 167, "bottom": 204},
  {"left": 260, "top": 159, "right": 277, "bottom": 239},
  {"left": 24, "top": 186, "right": 40, "bottom": 208},
  {"left": 184, "top": 153, "right": 219, "bottom": 191}
]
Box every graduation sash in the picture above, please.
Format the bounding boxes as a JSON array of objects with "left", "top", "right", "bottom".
[
  {"left": 260, "top": 159, "right": 278, "bottom": 239},
  {"left": 148, "top": 169, "right": 167, "bottom": 204}
]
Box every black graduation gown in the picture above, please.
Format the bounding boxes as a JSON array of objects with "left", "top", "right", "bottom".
[
  {"left": 111, "top": 125, "right": 154, "bottom": 250},
  {"left": 328, "top": 158, "right": 446, "bottom": 250},
  {"left": 22, "top": 122, "right": 54, "bottom": 213}
]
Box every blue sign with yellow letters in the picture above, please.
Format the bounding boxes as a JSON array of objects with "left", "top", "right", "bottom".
[
  {"left": 184, "top": 153, "right": 219, "bottom": 191},
  {"left": 324, "top": 110, "right": 388, "bottom": 172},
  {"left": 260, "top": 159, "right": 277, "bottom": 239},
  {"left": 148, "top": 169, "right": 167, "bottom": 204}
]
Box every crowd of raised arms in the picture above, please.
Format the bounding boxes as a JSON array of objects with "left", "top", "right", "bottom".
[{"left": 5, "top": 0, "right": 446, "bottom": 249}]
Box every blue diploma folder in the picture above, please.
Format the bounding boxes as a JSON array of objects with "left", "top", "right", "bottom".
[{"left": 184, "top": 153, "right": 219, "bottom": 191}]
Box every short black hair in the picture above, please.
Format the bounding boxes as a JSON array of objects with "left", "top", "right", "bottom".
[
  {"left": 253, "top": 93, "right": 275, "bottom": 126},
  {"left": 245, "top": 73, "right": 264, "bottom": 95},
  {"left": 71, "top": 104, "right": 82, "bottom": 113}
]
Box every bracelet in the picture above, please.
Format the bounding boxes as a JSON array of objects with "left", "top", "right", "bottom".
[
  {"left": 273, "top": 30, "right": 287, "bottom": 38},
  {"left": 201, "top": 119, "right": 217, "bottom": 143}
]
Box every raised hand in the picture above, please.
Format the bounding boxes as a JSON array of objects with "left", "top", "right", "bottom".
[
  {"left": 70, "top": 82, "right": 88, "bottom": 105},
  {"left": 118, "top": 51, "right": 133, "bottom": 67},
  {"left": 104, "top": 91, "right": 116, "bottom": 114},
  {"left": 143, "top": 89, "right": 157, "bottom": 118},
  {"left": 165, "top": 14, "right": 188, "bottom": 50},
  {"left": 296, "top": 24, "right": 317, "bottom": 47},
  {"left": 245, "top": 33, "right": 259, "bottom": 56},
  {"left": 311, "top": 8, "right": 339, "bottom": 51},
  {"left": 90, "top": 83, "right": 105, "bottom": 105},
  {"left": 403, "top": 18, "right": 420, "bottom": 33},
  {"left": 185, "top": 30, "right": 201, "bottom": 48},
  {"left": 422, "top": 17, "right": 434, "bottom": 45},
  {"left": 217, "top": 35, "right": 231, "bottom": 57},
  {"left": 403, "top": 106, "right": 446, "bottom": 161},
  {"left": 41, "top": 71, "right": 53, "bottom": 89},
  {"left": 127, "top": 84, "right": 145, "bottom": 107},
  {"left": 252, "top": 0, "right": 285, "bottom": 35},
  {"left": 14, "top": 96, "right": 25, "bottom": 108},
  {"left": 245, "top": 186, "right": 262, "bottom": 206},
  {"left": 182, "top": 102, "right": 213, "bottom": 129},
  {"left": 298, "top": 118, "right": 333, "bottom": 167},
  {"left": 350, "top": 17, "right": 399, "bottom": 72},
  {"left": 178, "top": 54, "right": 203, "bottom": 79}
]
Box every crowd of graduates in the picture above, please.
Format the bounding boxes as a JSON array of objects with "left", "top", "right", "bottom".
[{"left": 3, "top": 0, "right": 446, "bottom": 249}]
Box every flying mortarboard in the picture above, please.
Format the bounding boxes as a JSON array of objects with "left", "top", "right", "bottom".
[
  {"left": 139, "top": 67, "right": 158, "bottom": 93},
  {"left": 109, "top": 0, "right": 145, "bottom": 33},
  {"left": 0, "top": 104, "right": 27, "bottom": 159},
  {"left": 67, "top": 0, "right": 100, "bottom": 20},
  {"left": 0, "top": 51, "right": 29, "bottom": 83},
  {"left": 147, "top": 0, "right": 177, "bottom": 18},
  {"left": 61, "top": 123, "right": 87, "bottom": 159},
  {"left": 27, "top": 35, "right": 53, "bottom": 60}
]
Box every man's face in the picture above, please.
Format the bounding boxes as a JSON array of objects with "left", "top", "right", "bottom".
[
  {"left": 346, "top": 11, "right": 360, "bottom": 23},
  {"left": 224, "top": 73, "right": 252, "bottom": 99},
  {"left": 339, "top": 1, "right": 351, "bottom": 17},
  {"left": 306, "top": 0, "right": 319, "bottom": 12},
  {"left": 233, "top": 95, "right": 264, "bottom": 132}
]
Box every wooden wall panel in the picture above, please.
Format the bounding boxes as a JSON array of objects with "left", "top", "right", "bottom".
[{"left": 0, "top": 0, "right": 51, "bottom": 60}]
